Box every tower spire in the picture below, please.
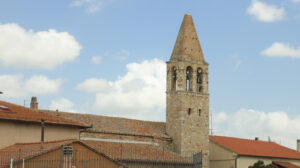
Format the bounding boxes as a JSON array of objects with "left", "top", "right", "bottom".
[{"left": 170, "top": 14, "right": 206, "bottom": 63}]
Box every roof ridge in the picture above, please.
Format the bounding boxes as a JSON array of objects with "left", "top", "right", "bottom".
[
  {"left": 0, "top": 100, "right": 89, "bottom": 128},
  {"left": 210, "top": 135, "right": 274, "bottom": 143},
  {"left": 42, "top": 109, "right": 166, "bottom": 124},
  {"left": 14, "top": 139, "right": 76, "bottom": 145}
]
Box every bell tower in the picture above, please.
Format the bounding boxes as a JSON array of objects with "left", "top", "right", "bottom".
[{"left": 166, "top": 14, "right": 209, "bottom": 168}]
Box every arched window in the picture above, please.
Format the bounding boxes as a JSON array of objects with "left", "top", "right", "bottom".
[
  {"left": 186, "top": 66, "right": 192, "bottom": 91},
  {"left": 172, "top": 67, "right": 177, "bottom": 91},
  {"left": 197, "top": 68, "right": 203, "bottom": 84},
  {"left": 197, "top": 68, "right": 203, "bottom": 93}
]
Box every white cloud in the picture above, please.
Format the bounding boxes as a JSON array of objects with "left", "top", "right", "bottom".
[
  {"left": 0, "top": 23, "right": 82, "bottom": 70},
  {"left": 77, "top": 78, "right": 111, "bottom": 92},
  {"left": 71, "top": 0, "right": 108, "bottom": 13},
  {"left": 213, "top": 108, "right": 300, "bottom": 149},
  {"left": 247, "top": 0, "right": 285, "bottom": 22},
  {"left": 292, "top": 0, "right": 300, "bottom": 2},
  {"left": 78, "top": 58, "right": 166, "bottom": 121},
  {"left": 0, "top": 74, "right": 62, "bottom": 98},
  {"left": 49, "top": 98, "right": 76, "bottom": 112},
  {"left": 101, "top": 49, "right": 130, "bottom": 61},
  {"left": 25, "top": 76, "right": 62, "bottom": 95},
  {"left": 91, "top": 56, "right": 102, "bottom": 64},
  {"left": 261, "top": 42, "right": 300, "bottom": 58}
]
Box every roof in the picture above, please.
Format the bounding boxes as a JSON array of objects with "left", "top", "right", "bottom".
[
  {"left": 81, "top": 140, "right": 192, "bottom": 163},
  {"left": 273, "top": 161, "right": 300, "bottom": 168},
  {"left": 0, "top": 100, "right": 89, "bottom": 128},
  {"left": 210, "top": 136, "right": 300, "bottom": 160},
  {"left": 0, "top": 139, "right": 124, "bottom": 168},
  {"left": 42, "top": 110, "right": 170, "bottom": 139},
  {"left": 170, "top": 14, "right": 206, "bottom": 63},
  {"left": 0, "top": 139, "right": 74, "bottom": 167},
  {"left": 0, "top": 139, "right": 192, "bottom": 165}
]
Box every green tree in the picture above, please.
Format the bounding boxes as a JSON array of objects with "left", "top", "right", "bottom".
[{"left": 248, "top": 160, "right": 278, "bottom": 168}]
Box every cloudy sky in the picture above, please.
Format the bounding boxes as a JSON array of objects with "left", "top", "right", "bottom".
[{"left": 0, "top": 0, "right": 300, "bottom": 149}]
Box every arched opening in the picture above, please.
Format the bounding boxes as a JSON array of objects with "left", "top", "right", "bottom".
[
  {"left": 197, "top": 68, "right": 203, "bottom": 84},
  {"left": 186, "top": 66, "right": 192, "bottom": 91},
  {"left": 171, "top": 67, "right": 177, "bottom": 91},
  {"left": 197, "top": 68, "right": 203, "bottom": 93}
]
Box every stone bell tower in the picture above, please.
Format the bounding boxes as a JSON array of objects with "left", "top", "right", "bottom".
[{"left": 166, "top": 14, "right": 209, "bottom": 168}]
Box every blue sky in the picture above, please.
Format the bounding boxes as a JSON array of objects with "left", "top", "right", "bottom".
[{"left": 0, "top": 0, "right": 300, "bottom": 148}]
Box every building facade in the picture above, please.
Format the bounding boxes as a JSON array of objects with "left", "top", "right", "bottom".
[
  {"left": 210, "top": 136, "right": 300, "bottom": 168},
  {"left": 0, "top": 100, "right": 88, "bottom": 149}
]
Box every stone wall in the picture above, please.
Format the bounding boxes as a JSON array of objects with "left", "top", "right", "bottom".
[{"left": 166, "top": 60, "right": 210, "bottom": 168}]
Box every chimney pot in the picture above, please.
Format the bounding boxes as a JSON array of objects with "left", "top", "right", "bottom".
[
  {"left": 30, "top": 97, "right": 38, "bottom": 110},
  {"left": 255, "top": 137, "right": 259, "bottom": 141}
]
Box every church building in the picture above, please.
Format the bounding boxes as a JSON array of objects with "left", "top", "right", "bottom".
[{"left": 2, "top": 13, "right": 300, "bottom": 168}]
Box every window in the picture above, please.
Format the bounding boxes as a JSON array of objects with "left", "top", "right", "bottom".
[
  {"left": 172, "top": 67, "right": 177, "bottom": 91},
  {"left": 197, "top": 68, "right": 202, "bottom": 84},
  {"left": 61, "top": 146, "right": 73, "bottom": 168},
  {"left": 186, "top": 66, "right": 192, "bottom": 91},
  {"left": 197, "top": 68, "right": 203, "bottom": 93},
  {"left": 188, "top": 108, "right": 192, "bottom": 115},
  {"left": 198, "top": 109, "right": 201, "bottom": 116}
]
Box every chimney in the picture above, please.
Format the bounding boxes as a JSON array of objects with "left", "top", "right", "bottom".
[
  {"left": 297, "top": 139, "right": 300, "bottom": 152},
  {"left": 30, "top": 97, "right": 38, "bottom": 110},
  {"left": 255, "top": 137, "right": 259, "bottom": 141}
]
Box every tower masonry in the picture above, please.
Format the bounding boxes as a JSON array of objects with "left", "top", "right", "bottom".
[{"left": 166, "top": 14, "right": 209, "bottom": 168}]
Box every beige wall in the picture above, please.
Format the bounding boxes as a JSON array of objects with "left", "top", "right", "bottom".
[
  {"left": 237, "top": 156, "right": 300, "bottom": 168},
  {"left": 210, "top": 141, "right": 236, "bottom": 168},
  {"left": 0, "top": 120, "right": 80, "bottom": 149}
]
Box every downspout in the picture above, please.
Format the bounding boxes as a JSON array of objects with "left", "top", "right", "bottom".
[
  {"left": 235, "top": 155, "right": 239, "bottom": 168},
  {"left": 41, "top": 120, "right": 45, "bottom": 149}
]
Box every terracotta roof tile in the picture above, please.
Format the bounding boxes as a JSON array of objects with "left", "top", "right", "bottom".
[
  {"left": 210, "top": 136, "right": 300, "bottom": 160},
  {"left": 81, "top": 140, "right": 192, "bottom": 163},
  {"left": 0, "top": 139, "right": 192, "bottom": 166},
  {"left": 0, "top": 139, "right": 74, "bottom": 167},
  {"left": 0, "top": 100, "right": 88, "bottom": 128},
  {"left": 43, "top": 110, "right": 170, "bottom": 139}
]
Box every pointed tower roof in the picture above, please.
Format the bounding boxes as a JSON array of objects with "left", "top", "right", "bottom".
[{"left": 170, "top": 14, "right": 206, "bottom": 63}]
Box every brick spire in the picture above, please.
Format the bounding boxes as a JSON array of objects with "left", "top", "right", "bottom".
[{"left": 170, "top": 14, "right": 206, "bottom": 63}]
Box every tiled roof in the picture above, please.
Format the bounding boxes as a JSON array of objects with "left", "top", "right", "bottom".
[
  {"left": 0, "top": 139, "right": 192, "bottom": 166},
  {"left": 273, "top": 161, "right": 300, "bottom": 168},
  {"left": 0, "top": 100, "right": 88, "bottom": 128},
  {"left": 0, "top": 139, "right": 125, "bottom": 168},
  {"left": 210, "top": 136, "right": 300, "bottom": 160},
  {"left": 81, "top": 140, "right": 192, "bottom": 163},
  {"left": 42, "top": 110, "right": 170, "bottom": 139},
  {"left": 0, "top": 139, "right": 74, "bottom": 167}
]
